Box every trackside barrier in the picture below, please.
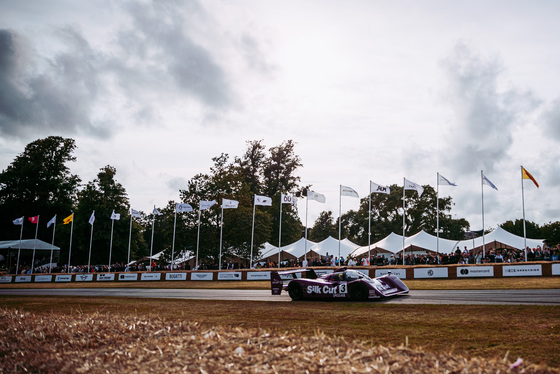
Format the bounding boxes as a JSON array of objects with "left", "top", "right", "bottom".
[{"left": 0, "top": 262, "right": 558, "bottom": 284}]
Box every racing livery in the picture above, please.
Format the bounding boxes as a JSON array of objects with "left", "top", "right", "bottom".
[{"left": 271, "top": 267, "right": 409, "bottom": 301}]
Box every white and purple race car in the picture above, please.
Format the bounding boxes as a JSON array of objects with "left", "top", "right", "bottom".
[{"left": 271, "top": 267, "right": 409, "bottom": 301}]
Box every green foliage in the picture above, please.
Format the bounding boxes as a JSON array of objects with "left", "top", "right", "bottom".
[
  {"left": 540, "top": 221, "right": 560, "bottom": 246},
  {"left": 309, "top": 211, "right": 337, "bottom": 242},
  {"left": 499, "top": 219, "right": 541, "bottom": 239}
]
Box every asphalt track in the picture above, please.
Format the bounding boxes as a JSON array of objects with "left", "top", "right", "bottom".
[{"left": 1, "top": 288, "right": 560, "bottom": 305}]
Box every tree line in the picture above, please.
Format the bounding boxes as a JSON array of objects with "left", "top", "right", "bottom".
[{"left": 1, "top": 136, "right": 559, "bottom": 269}]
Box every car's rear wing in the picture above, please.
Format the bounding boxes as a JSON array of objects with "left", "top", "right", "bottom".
[{"left": 270, "top": 268, "right": 318, "bottom": 295}]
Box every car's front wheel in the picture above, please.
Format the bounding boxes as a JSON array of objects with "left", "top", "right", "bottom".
[
  {"left": 349, "top": 282, "right": 369, "bottom": 301},
  {"left": 288, "top": 282, "right": 304, "bottom": 301}
]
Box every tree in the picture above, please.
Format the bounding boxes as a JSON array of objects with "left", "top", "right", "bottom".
[
  {"left": 540, "top": 221, "right": 560, "bottom": 246},
  {"left": 74, "top": 166, "right": 144, "bottom": 266},
  {"left": 309, "top": 211, "right": 337, "bottom": 242},
  {"left": 500, "top": 219, "right": 541, "bottom": 239},
  {"left": 0, "top": 136, "right": 80, "bottom": 242},
  {"left": 262, "top": 140, "right": 302, "bottom": 197}
]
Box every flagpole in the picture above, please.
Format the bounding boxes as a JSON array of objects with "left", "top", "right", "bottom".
[
  {"left": 49, "top": 217, "right": 57, "bottom": 274},
  {"left": 278, "top": 195, "right": 283, "bottom": 267},
  {"left": 108, "top": 215, "right": 115, "bottom": 272},
  {"left": 16, "top": 219, "right": 24, "bottom": 274},
  {"left": 196, "top": 209, "right": 202, "bottom": 270},
  {"left": 250, "top": 196, "right": 256, "bottom": 269},
  {"left": 521, "top": 166, "right": 528, "bottom": 262},
  {"left": 368, "top": 182, "right": 372, "bottom": 263},
  {"left": 436, "top": 172, "right": 440, "bottom": 255},
  {"left": 481, "top": 171, "right": 486, "bottom": 259},
  {"left": 402, "top": 178, "right": 406, "bottom": 265},
  {"left": 88, "top": 211, "right": 94, "bottom": 273},
  {"left": 127, "top": 213, "right": 133, "bottom": 268},
  {"left": 149, "top": 210, "right": 155, "bottom": 270},
  {"left": 219, "top": 204, "right": 224, "bottom": 270},
  {"left": 171, "top": 209, "right": 177, "bottom": 271},
  {"left": 31, "top": 216, "right": 39, "bottom": 274},
  {"left": 304, "top": 192, "right": 309, "bottom": 263},
  {"left": 338, "top": 185, "right": 342, "bottom": 259},
  {"left": 68, "top": 214, "right": 74, "bottom": 273}
]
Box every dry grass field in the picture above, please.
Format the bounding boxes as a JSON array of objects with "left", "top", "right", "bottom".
[{"left": 1, "top": 277, "right": 559, "bottom": 372}]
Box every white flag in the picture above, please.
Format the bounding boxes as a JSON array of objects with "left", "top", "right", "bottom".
[
  {"left": 281, "top": 193, "right": 298, "bottom": 206},
  {"left": 89, "top": 211, "right": 95, "bottom": 225},
  {"left": 307, "top": 190, "right": 326, "bottom": 203},
  {"left": 153, "top": 206, "right": 163, "bottom": 215},
  {"left": 222, "top": 199, "right": 239, "bottom": 209},
  {"left": 482, "top": 173, "right": 498, "bottom": 191},
  {"left": 340, "top": 185, "right": 359, "bottom": 198},
  {"left": 110, "top": 210, "right": 121, "bottom": 220},
  {"left": 254, "top": 194, "right": 272, "bottom": 206},
  {"left": 404, "top": 178, "right": 424, "bottom": 197},
  {"left": 47, "top": 215, "right": 57, "bottom": 228},
  {"left": 131, "top": 209, "right": 141, "bottom": 218},
  {"left": 370, "top": 181, "right": 390, "bottom": 194},
  {"left": 176, "top": 203, "right": 193, "bottom": 213},
  {"left": 13, "top": 216, "right": 24, "bottom": 225},
  {"left": 200, "top": 200, "right": 217, "bottom": 210},
  {"left": 438, "top": 174, "right": 457, "bottom": 186}
]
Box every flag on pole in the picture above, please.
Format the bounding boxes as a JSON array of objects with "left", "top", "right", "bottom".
[
  {"left": 13, "top": 216, "right": 24, "bottom": 225},
  {"left": 47, "top": 215, "right": 56, "bottom": 228},
  {"left": 176, "top": 203, "right": 193, "bottom": 213},
  {"left": 254, "top": 195, "right": 272, "bottom": 206},
  {"left": 110, "top": 210, "right": 121, "bottom": 220},
  {"left": 404, "top": 178, "right": 424, "bottom": 197},
  {"left": 153, "top": 206, "right": 163, "bottom": 215},
  {"left": 522, "top": 167, "right": 539, "bottom": 188},
  {"left": 281, "top": 193, "right": 298, "bottom": 206},
  {"left": 89, "top": 211, "right": 95, "bottom": 225},
  {"left": 222, "top": 199, "right": 239, "bottom": 209},
  {"left": 200, "top": 200, "right": 217, "bottom": 210},
  {"left": 28, "top": 215, "right": 39, "bottom": 224},
  {"left": 482, "top": 173, "right": 498, "bottom": 190},
  {"left": 438, "top": 174, "right": 457, "bottom": 186},
  {"left": 340, "top": 185, "right": 359, "bottom": 198},
  {"left": 131, "top": 209, "right": 141, "bottom": 218},
  {"left": 63, "top": 214, "right": 73, "bottom": 224},
  {"left": 307, "top": 190, "right": 326, "bottom": 203},
  {"left": 370, "top": 181, "right": 390, "bottom": 194}
]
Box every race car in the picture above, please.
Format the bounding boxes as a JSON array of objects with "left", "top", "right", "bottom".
[{"left": 271, "top": 267, "right": 409, "bottom": 301}]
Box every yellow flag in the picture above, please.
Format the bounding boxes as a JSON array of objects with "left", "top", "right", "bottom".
[
  {"left": 63, "top": 213, "right": 74, "bottom": 224},
  {"left": 522, "top": 167, "right": 539, "bottom": 188}
]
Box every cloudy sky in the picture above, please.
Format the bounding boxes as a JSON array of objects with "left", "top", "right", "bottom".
[{"left": 1, "top": 0, "right": 560, "bottom": 234}]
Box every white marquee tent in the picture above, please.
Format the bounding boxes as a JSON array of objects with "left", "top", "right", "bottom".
[{"left": 314, "top": 236, "right": 360, "bottom": 259}]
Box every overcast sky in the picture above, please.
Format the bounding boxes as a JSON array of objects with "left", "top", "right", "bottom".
[{"left": 1, "top": 0, "right": 560, "bottom": 235}]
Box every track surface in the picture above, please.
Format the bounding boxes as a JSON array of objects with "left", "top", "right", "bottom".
[{"left": 1, "top": 288, "right": 560, "bottom": 305}]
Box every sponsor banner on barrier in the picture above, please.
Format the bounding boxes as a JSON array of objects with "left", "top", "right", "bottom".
[
  {"left": 414, "top": 267, "right": 448, "bottom": 279},
  {"left": 0, "top": 276, "right": 12, "bottom": 283},
  {"left": 280, "top": 272, "right": 301, "bottom": 280},
  {"left": 314, "top": 269, "right": 334, "bottom": 276},
  {"left": 374, "top": 269, "right": 407, "bottom": 279},
  {"left": 35, "top": 275, "right": 53, "bottom": 282},
  {"left": 247, "top": 272, "right": 271, "bottom": 280},
  {"left": 457, "top": 266, "right": 494, "bottom": 278},
  {"left": 191, "top": 272, "right": 213, "bottom": 281},
  {"left": 141, "top": 273, "right": 161, "bottom": 281},
  {"left": 503, "top": 265, "right": 542, "bottom": 277},
  {"left": 166, "top": 273, "right": 187, "bottom": 281},
  {"left": 218, "top": 272, "right": 242, "bottom": 281},
  {"left": 97, "top": 273, "right": 115, "bottom": 281},
  {"left": 552, "top": 263, "right": 560, "bottom": 276},
  {"left": 119, "top": 273, "right": 138, "bottom": 281},
  {"left": 55, "top": 275, "right": 72, "bottom": 282},
  {"left": 75, "top": 274, "right": 94, "bottom": 282},
  {"left": 15, "top": 275, "right": 32, "bottom": 283}
]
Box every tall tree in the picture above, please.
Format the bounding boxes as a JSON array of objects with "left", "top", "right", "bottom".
[
  {"left": 0, "top": 136, "right": 80, "bottom": 242},
  {"left": 500, "top": 219, "right": 541, "bottom": 239},
  {"left": 309, "top": 211, "right": 337, "bottom": 242}
]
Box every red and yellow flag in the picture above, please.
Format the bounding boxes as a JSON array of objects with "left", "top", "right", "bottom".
[
  {"left": 63, "top": 213, "right": 74, "bottom": 224},
  {"left": 522, "top": 167, "right": 539, "bottom": 188}
]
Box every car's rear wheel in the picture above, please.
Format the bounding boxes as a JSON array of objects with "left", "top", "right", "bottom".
[
  {"left": 349, "top": 282, "right": 369, "bottom": 301},
  {"left": 288, "top": 282, "right": 304, "bottom": 301}
]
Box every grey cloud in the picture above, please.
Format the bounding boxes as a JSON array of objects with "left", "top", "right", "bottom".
[
  {"left": 542, "top": 98, "right": 560, "bottom": 141},
  {"left": 440, "top": 43, "right": 540, "bottom": 174},
  {"left": 0, "top": 27, "right": 110, "bottom": 139}
]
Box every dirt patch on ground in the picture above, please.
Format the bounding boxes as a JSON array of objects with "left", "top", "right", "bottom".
[{"left": 1, "top": 308, "right": 557, "bottom": 373}]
